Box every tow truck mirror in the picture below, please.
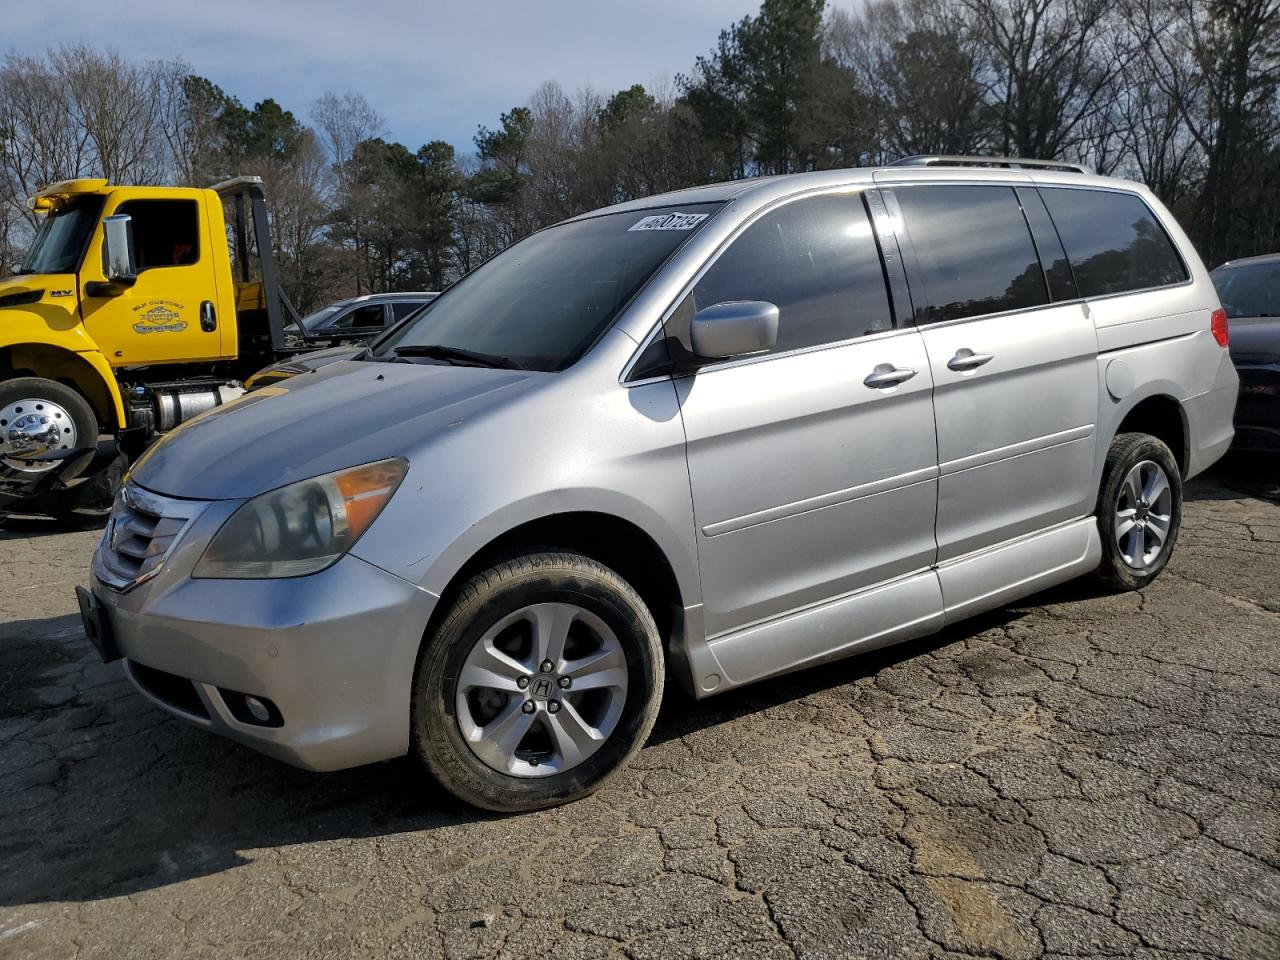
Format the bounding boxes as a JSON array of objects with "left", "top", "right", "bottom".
[{"left": 102, "top": 214, "right": 137, "bottom": 284}]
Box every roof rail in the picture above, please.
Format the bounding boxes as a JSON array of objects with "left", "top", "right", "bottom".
[{"left": 889, "top": 155, "right": 1092, "bottom": 175}]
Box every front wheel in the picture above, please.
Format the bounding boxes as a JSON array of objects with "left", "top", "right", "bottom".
[
  {"left": 0, "top": 377, "right": 98, "bottom": 479},
  {"left": 411, "top": 551, "right": 663, "bottom": 812},
  {"left": 1094, "top": 432, "right": 1183, "bottom": 591}
]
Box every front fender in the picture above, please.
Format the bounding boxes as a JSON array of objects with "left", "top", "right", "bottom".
[
  {"left": 2, "top": 319, "right": 125, "bottom": 429},
  {"left": 357, "top": 485, "right": 702, "bottom": 609}
]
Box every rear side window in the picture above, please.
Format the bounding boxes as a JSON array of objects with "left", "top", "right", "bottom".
[
  {"left": 1040, "top": 188, "right": 1188, "bottom": 296},
  {"left": 391, "top": 300, "right": 424, "bottom": 321},
  {"left": 691, "top": 194, "right": 893, "bottom": 353},
  {"left": 891, "top": 185, "right": 1048, "bottom": 324}
]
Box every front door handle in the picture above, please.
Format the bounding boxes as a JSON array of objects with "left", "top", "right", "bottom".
[
  {"left": 863, "top": 364, "right": 918, "bottom": 389},
  {"left": 200, "top": 300, "right": 217, "bottom": 332},
  {"left": 947, "top": 348, "right": 994, "bottom": 371}
]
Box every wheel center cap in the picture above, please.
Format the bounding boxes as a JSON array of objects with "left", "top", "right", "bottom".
[
  {"left": 528, "top": 675, "right": 557, "bottom": 701},
  {"left": 6, "top": 415, "right": 60, "bottom": 458}
]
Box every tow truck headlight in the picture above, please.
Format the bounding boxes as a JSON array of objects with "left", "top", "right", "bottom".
[{"left": 193, "top": 459, "right": 407, "bottom": 579}]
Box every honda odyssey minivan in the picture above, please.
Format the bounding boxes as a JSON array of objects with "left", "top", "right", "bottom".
[{"left": 80, "top": 157, "right": 1238, "bottom": 811}]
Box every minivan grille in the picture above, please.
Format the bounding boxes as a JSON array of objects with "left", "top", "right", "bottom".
[{"left": 96, "top": 484, "right": 204, "bottom": 591}]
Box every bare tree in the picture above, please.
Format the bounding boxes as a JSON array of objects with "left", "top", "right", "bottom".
[
  {"left": 156, "top": 64, "right": 230, "bottom": 186},
  {"left": 312, "top": 91, "right": 386, "bottom": 185},
  {"left": 959, "top": 0, "right": 1124, "bottom": 160},
  {"left": 830, "top": 0, "right": 993, "bottom": 160},
  {"left": 1134, "top": 0, "right": 1280, "bottom": 262},
  {"left": 312, "top": 91, "right": 387, "bottom": 292},
  {"left": 54, "top": 46, "right": 168, "bottom": 185}
]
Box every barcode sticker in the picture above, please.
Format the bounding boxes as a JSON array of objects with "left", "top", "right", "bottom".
[{"left": 628, "top": 212, "right": 709, "bottom": 232}]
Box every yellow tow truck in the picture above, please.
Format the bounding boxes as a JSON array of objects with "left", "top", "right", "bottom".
[{"left": 0, "top": 176, "right": 317, "bottom": 521}]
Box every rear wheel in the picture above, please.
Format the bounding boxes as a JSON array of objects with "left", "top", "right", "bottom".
[
  {"left": 1094, "top": 432, "right": 1182, "bottom": 591},
  {"left": 411, "top": 551, "right": 663, "bottom": 812}
]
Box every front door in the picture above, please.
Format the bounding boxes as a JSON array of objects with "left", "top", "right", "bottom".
[
  {"left": 672, "top": 192, "right": 941, "bottom": 649},
  {"left": 80, "top": 195, "right": 225, "bottom": 367},
  {"left": 883, "top": 183, "right": 1099, "bottom": 562}
]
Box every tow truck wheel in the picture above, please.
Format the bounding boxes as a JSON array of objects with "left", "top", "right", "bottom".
[
  {"left": 0, "top": 377, "right": 98, "bottom": 479},
  {"left": 0, "top": 378, "right": 107, "bottom": 526}
]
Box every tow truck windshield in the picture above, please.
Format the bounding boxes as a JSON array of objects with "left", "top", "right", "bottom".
[{"left": 16, "top": 195, "right": 105, "bottom": 275}]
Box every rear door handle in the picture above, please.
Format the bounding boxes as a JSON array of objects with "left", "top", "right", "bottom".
[
  {"left": 863, "top": 364, "right": 918, "bottom": 389},
  {"left": 947, "top": 349, "right": 994, "bottom": 371}
]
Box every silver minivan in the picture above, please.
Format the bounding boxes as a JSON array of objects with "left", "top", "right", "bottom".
[{"left": 80, "top": 158, "right": 1238, "bottom": 811}]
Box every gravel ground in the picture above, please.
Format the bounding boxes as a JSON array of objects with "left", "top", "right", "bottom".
[{"left": 0, "top": 469, "right": 1277, "bottom": 960}]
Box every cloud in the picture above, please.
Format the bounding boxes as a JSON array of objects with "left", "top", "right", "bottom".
[{"left": 5, "top": 0, "right": 760, "bottom": 152}]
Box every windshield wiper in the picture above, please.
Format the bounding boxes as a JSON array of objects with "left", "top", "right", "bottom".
[{"left": 391, "top": 344, "right": 525, "bottom": 369}]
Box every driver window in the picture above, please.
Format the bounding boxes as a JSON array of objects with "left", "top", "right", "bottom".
[
  {"left": 114, "top": 199, "right": 200, "bottom": 271},
  {"left": 691, "top": 194, "right": 893, "bottom": 354}
]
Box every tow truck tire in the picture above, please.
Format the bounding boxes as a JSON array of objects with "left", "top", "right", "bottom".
[{"left": 0, "top": 377, "right": 102, "bottom": 523}]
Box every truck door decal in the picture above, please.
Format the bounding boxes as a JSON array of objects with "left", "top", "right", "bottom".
[{"left": 132, "top": 300, "right": 188, "bottom": 334}]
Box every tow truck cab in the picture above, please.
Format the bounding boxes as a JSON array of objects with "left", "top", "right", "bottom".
[{"left": 0, "top": 176, "right": 303, "bottom": 515}]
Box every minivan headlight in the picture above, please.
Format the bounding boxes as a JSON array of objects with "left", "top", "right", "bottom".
[{"left": 193, "top": 459, "right": 407, "bottom": 579}]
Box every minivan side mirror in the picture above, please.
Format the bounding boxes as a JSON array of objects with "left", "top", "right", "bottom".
[
  {"left": 689, "top": 301, "right": 779, "bottom": 360},
  {"left": 102, "top": 214, "right": 137, "bottom": 284}
]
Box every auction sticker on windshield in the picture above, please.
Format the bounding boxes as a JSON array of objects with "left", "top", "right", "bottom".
[{"left": 628, "top": 212, "right": 709, "bottom": 231}]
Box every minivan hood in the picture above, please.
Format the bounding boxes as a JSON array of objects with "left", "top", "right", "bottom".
[{"left": 130, "top": 359, "right": 540, "bottom": 500}]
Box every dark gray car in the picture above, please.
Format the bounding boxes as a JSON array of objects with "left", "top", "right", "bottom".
[
  {"left": 252, "top": 294, "right": 438, "bottom": 389},
  {"left": 1212, "top": 255, "right": 1280, "bottom": 452},
  {"left": 295, "top": 292, "right": 437, "bottom": 341}
]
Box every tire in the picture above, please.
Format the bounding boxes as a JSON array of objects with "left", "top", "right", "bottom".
[
  {"left": 0, "top": 377, "right": 98, "bottom": 481},
  {"left": 411, "top": 550, "right": 663, "bottom": 812},
  {"left": 0, "top": 377, "right": 115, "bottom": 526},
  {"left": 1094, "top": 432, "right": 1183, "bottom": 591}
]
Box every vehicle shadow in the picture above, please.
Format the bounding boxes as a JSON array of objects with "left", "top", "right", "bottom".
[
  {"left": 0, "top": 581, "right": 1086, "bottom": 907},
  {"left": 0, "top": 514, "right": 105, "bottom": 538},
  {"left": 1189, "top": 453, "right": 1280, "bottom": 503}
]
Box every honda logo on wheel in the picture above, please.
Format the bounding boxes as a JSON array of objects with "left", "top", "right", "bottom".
[{"left": 531, "top": 677, "right": 554, "bottom": 700}]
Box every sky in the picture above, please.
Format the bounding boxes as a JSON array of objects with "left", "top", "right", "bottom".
[{"left": 5, "top": 0, "right": 770, "bottom": 155}]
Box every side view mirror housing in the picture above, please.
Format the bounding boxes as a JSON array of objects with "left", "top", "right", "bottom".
[
  {"left": 102, "top": 214, "right": 137, "bottom": 284},
  {"left": 689, "top": 300, "right": 779, "bottom": 360}
]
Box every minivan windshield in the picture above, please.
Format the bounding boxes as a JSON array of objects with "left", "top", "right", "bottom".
[
  {"left": 376, "top": 203, "right": 721, "bottom": 371},
  {"left": 1212, "top": 261, "right": 1280, "bottom": 318},
  {"left": 17, "top": 195, "right": 105, "bottom": 275}
]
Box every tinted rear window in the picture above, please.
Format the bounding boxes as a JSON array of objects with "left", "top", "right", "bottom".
[
  {"left": 1040, "top": 188, "right": 1187, "bottom": 297},
  {"left": 892, "top": 185, "right": 1048, "bottom": 324}
]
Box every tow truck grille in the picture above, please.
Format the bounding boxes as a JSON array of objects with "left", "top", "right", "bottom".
[{"left": 96, "top": 484, "right": 205, "bottom": 591}]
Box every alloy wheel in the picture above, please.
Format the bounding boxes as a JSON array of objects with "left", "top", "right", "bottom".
[
  {"left": 1114, "top": 459, "right": 1173, "bottom": 570},
  {"left": 455, "top": 602, "right": 629, "bottom": 777}
]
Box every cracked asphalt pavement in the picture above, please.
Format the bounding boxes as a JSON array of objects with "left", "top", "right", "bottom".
[{"left": 1, "top": 468, "right": 1278, "bottom": 959}]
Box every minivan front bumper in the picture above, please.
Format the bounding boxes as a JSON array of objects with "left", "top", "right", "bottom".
[{"left": 92, "top": 551, "right": 438, "bottom": 771}]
